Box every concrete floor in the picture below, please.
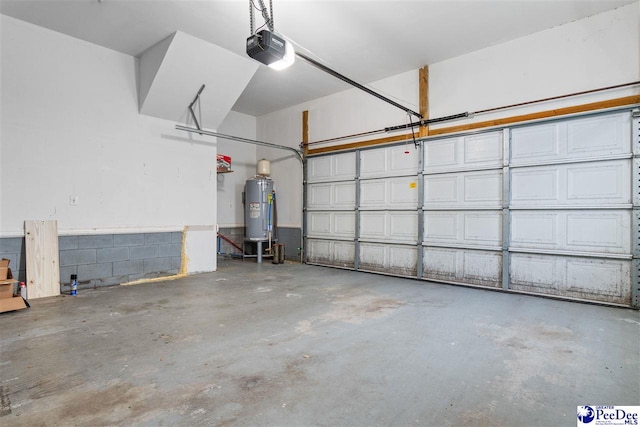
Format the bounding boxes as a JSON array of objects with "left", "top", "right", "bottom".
[{"left": 1, "top": 258, "right": 638, "bottom": 426}]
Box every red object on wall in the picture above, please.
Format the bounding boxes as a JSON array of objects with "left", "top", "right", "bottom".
[{"left": 217, "top": 154, "right": 231, "bottom": 172}]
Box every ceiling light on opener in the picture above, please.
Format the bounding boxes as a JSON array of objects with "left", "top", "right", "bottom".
[{"left": 246, "top": 30, "right": 295, "bottom": 71}]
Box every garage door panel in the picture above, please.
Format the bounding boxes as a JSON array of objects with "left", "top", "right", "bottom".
[
  {"left": 424, "top": 175, "right": 458, "bottom": 204},
  {"left": 390, "top": 178, "right": 419, "bottom": 205},
  {"left": 424, "top": 212, "right": 458, "bottom": 241},
  {"left": 307, "top": 239, "right": 331, "bottom": 263},
  {"left": 307, "top": 239, "right": 355, "bottom": 268},
  {"left": 565, "top": 258, "right": 630, "bottom": 299},
  {"left": 423, "top": 247, "right": 457, "bottom": 277},
  {"left": 360, "top": 146, "right": 419, "bottom": 178},
  {"left": 334, "top": 241, "right": 356, "bottom": 267},
  {"left": 511, "top": 169, "right": 559, "bottom": 203},
  {"left": 511, "top": 213, "right": 558, "bottom": 245},
  {"left": 360, "top": 176, "right": 419, "bottom": 209},
  {"left": 566, "top": 161, "right": 629, "bottom": 202},
  {"left": 334, "top": 153, "right": 357, "bottom": 178},
  {"left": 307, "top": 152, "right": 356, "bottom": 182},
  {"left": 511, "top": 160, "right": 630, "bottom": 206},
  {"left": 307, "top": 184, "right": 331, "bottom": 208},
  {"left": 360, "top": 242, "right": 386, "bottom": 267},
  {"left": 309, "top": 212, "right": 331, "bottom": 235},
  {"left": 511, "top": 210, "right": 630, "bottom": 254},
  {"left": 464, "top": 172, "right": 503, "bottom": 203},
  {"left": 360, "top": 180, "right": 386, "bottom": 206},
  {"left": 462, "top": 251, "right": 502, "bottom": 286},
  {"left": 425, "top": 138, "right": 457, "bottom": 168},
  {"left": 360, "top": 212, "right": 387, "bottom": 239},
  {"left": 360, "top": 148, "right": 386, "bottom": 176},
  {"left": 389, "top": 212, "right": 419, "bottom": 242},
  {"left": 509, "top": 254, "right": 560, "bottom": 289},
  {"left": 464, "top": 133, "right": 503, "bottom": 164},
  {"left": 425, "top": 131, "right": 502, "bottom": 172},
  {"left": 307, "top": 211, "right": 355, "bottom": 239},
  {"left": 360, "top": 243, "right": 417, "bottom": 276},
  {"left": 510, "top": 124, "right": 560, "bottom": 162},
  {"left": 390, "top": 146, "right": 419, "bottom": 172},
  {"left": 388, "top": 245, "right": 418, "bottom": 276},
  {"left": 424, "top": 170, "right": 502, "bottom": 208},
  {"left": 511, "top": 112, "right": 630, "bottom": 164},
  {"left": 424, "top": 211, "right": 502, "bottom": 247},
  {"left": 305, "top": 110, "right": 635, "bottom": 307},
  {"left": 308, "top": 157, "right": 332, "bottom": 182},
  {"left": 308, "top": 182, "right": 356, "bottom": 209},
  {"left": 567, "top": 113, "right": 628, "bottom": 155},
  {"left": 423, "top": 247, "right": 502, "bottom": 287},
  {"left": 464, "top": 214, "right": 502, "bottom": 244},
  {"left": 566, "top": 213, "right": 626, "bottom": 250},
  {"left": 334, "top": 182, "right": 356, "bottom": 207},
  {"left": 510, "top": 253, "right": 630, "bottom": 304},
  {"left": 361, "top": 211, "right": 418, "bottom": 243},
  {"left": 334, "top": 213, "right": 356, "bottom": 236}
]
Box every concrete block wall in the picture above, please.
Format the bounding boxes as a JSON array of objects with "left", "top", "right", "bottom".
[
  {"left": 0, "top": 232, "right": 182, "bottom": 293},
  {"left": 0, "top": 237, "right": 26, "bottom": 282}
]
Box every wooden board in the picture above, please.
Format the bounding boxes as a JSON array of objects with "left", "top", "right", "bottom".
[
  {"left": 419, "top": 65, "right": 429, "bottom": 138},
  {"left": 25, "top": 220, "right": 61, "bottom": 299}
]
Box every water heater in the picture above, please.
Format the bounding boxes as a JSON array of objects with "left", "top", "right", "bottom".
[{"left": 244, "top": 176, "right": 274, "bottom": 241}]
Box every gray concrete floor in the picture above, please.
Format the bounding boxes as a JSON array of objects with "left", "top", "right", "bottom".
[{"left": 1, "top": 258, "right": 638, "bottom": 426}]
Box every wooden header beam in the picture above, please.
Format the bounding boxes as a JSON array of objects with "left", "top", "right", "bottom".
[
  {"left": 302, "top": 110, "right": 309, "bottom": 156},
  {"left": 419, "top": 66, "right": 429, "bottom": 138},
  {"left": 428, "top": 94, "right": 640, "bottom": 136}
]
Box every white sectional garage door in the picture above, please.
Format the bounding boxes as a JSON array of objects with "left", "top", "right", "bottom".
[{"left": 305, "top": 109, "right": 639, "bottom": 307}]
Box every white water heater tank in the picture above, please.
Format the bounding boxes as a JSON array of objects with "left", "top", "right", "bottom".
[{"left": 257, "top": 159, "right": 271, "bottom": 176}]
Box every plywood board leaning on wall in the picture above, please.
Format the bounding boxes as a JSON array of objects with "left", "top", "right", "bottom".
[{"left": 25, "top": 220, "right": 61, "bottom": 299}]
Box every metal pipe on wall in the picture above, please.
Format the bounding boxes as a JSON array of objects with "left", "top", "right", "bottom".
[{"left": 175, "top": 125, "right": 303, "bottom": 163}]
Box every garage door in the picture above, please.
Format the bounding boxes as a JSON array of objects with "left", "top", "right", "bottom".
[{"left": 305, "top": 108, "right": 639, "bottom": 307}]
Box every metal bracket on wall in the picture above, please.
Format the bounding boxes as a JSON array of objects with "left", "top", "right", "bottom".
[{"left": 188, "top": 84, "right": 206, "bottom": 132}]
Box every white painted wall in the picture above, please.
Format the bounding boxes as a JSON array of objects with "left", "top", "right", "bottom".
[
  {"left": 216, "top": 111, "right": 257, "bottom": 227},
  {"left": 256, "top": 109, "right": 302, "bottom": 229},
  {"left": 429, "top": 2, "right": 640, "bottom": 128},
  {"left": 256, "top": 3, "right": 640, "bottom": 228},
  {"left": 0, "top": 15, "right": 217, "bottom": 237}
]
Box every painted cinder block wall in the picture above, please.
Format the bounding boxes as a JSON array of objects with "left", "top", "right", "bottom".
[{"left": 0, "top": 232, "right": 182, "bottom": 292}]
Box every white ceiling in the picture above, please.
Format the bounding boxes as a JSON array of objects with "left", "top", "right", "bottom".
[{"left": 1, "top": 0, "right": 634, "bottom": 117}]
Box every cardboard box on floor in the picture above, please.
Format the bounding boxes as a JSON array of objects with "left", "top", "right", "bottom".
[
  {"left": 0, "top": 258, "right": 28, "bottom": 313},
  {"left": 0, "top": 258, "right": 9, "bottom": 280}
]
